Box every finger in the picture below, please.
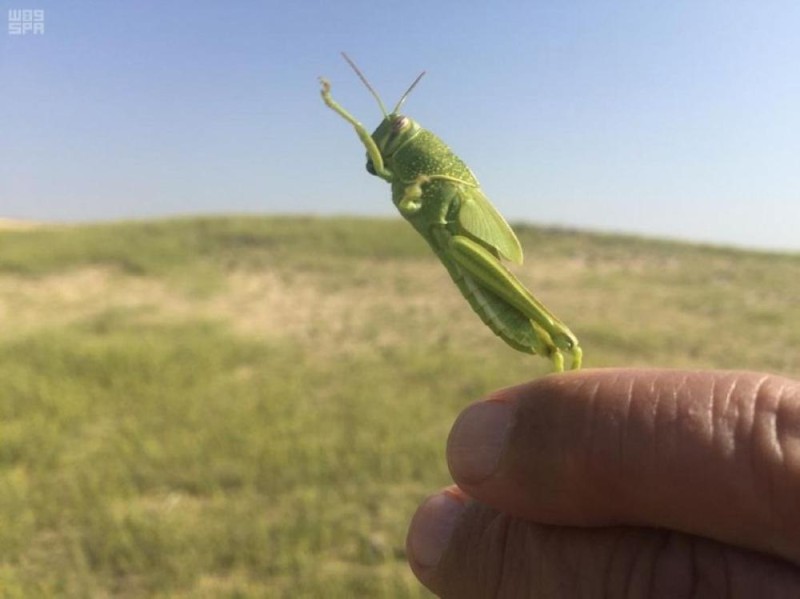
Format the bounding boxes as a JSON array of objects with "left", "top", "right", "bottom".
[
  {"left": 407, "top": 490, "right": 800, "bottom": 598},
  {"left": 446, "top": 369, "right": 800, "bottom": 564}
]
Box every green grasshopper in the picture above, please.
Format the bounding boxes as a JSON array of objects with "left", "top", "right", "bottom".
[{"left": 320, "top": 54, "right": 582, "bottom": 371}]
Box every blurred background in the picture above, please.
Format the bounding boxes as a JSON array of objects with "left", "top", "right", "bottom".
[{"left": 1, "top": 1, "right": 799, "bottom": 596}]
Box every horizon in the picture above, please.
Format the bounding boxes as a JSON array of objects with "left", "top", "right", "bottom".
[{"left": 2, "top": 211, "right": 798, "bottom": 257}]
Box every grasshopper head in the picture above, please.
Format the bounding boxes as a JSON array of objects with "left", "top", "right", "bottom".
[
  {"left": 366, "top": 114, "right": 421, "bottom": 175},
  {"left": 335, "top": 54, "right": 426, "bottom": 177}
]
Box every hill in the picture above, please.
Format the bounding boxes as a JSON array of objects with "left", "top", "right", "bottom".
[{"left": 0, "top": 216, "right": 797, "bottom": 596}]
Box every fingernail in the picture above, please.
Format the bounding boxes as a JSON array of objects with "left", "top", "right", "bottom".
[
  {"left": 447, "top": 398, "right": 514, "bottom": 484},
  {"left": 407, "top": 488, "right": 469, "bottom": 568}
]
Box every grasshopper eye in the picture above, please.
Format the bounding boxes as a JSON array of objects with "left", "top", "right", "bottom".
[
  {"left": 366, "top": 159, "right": 376, "bottom": 175},
  {"left": 392, "top": 116, "right": 409, "bottom": 132}
]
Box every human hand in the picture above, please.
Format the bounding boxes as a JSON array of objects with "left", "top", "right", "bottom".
[{"left": 406, "top": 369, "right": 800, "bottom": 597}]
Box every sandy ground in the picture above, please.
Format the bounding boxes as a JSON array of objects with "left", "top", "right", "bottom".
[{"left": 0, "top": 218, "right": 41, "bottom": 230}]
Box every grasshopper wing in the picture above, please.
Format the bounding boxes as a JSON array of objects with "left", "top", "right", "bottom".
[{"left": 456, "top": 186, "right": 524, "bottom": 264}]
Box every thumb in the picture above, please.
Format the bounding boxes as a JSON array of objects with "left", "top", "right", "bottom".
[{"left": 445, "top": 369, "right": 800, "bottom": 564}]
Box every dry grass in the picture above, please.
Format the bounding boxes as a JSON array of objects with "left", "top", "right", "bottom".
[{"left": 0, "top": 257, "right": 511, "bottom": 357}]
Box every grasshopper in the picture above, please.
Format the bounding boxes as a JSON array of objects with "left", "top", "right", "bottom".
[{"left": 320, "top": 54, "right": 582, "bottom": 371}]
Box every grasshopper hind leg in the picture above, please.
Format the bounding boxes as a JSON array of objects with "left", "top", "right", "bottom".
[
  {"left": 438, "top": 231, "right": 582, "bottom": 372},
  {"left": 549, "top": 332, "right": 582, "bottom": 371},
  {"left": 527, "top": 319, "right": 564, "bottom": 372},
  {"left": 569, "top": 346, "right": 583, "bottom": 370}
]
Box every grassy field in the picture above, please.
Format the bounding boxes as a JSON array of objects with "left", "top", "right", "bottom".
[{"left": 0, "top": 216, "right": 798, "bottom": 597}]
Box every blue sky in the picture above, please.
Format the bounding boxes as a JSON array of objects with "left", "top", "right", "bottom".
[{"left": 1, "top": 1, "right": 799, "bottom": 251}]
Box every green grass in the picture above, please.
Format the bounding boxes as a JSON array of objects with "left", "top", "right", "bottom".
[{"left": 0, "top": 216, "right": 798, "bottom": 596}]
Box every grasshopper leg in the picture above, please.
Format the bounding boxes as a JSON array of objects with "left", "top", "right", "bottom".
[
  {"left": 570, "top": 345, "right": 583, "bottom": 370},
  {"left": 397, "top": 174, "right": 478, "bottom": 215},
  {"left": 445, "top": 234, "right": 580, "bottom": 371},
  {"left": 319, "top": 78, "right": 394, "bottom": 182}
]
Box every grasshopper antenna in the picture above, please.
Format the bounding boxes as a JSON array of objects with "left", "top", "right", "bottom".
[
  {"left": 341, "top": 52, "right": 389, "bottom": 118},
  {"left": 392, "top": 70, "right": 426, "bottom": 114}
]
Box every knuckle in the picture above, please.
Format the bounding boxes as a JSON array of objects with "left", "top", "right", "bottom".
[
  {"left": 712, "top": 373, "right": 800, "bottom": 546},
  {"left": 764, "top": 378, "right": 800, "bottom": 540}
]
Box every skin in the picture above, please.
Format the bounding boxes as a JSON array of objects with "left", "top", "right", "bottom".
[{"left": 406, "top": 368, "right": 800, "bottom": 597}]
